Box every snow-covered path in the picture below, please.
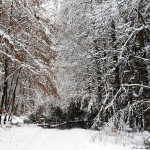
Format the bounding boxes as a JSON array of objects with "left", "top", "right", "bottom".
[{"left": 0, "top": 125, "right": 148, "bottom": 150}]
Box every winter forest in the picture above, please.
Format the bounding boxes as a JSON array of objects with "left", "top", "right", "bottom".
[{"left": 0, "top": 0, "right": 150, "bottom": 149}]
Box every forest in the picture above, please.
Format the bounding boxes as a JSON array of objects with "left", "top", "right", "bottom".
[{"left": 0, "top": 0, "right": 150, "bottom": 134}]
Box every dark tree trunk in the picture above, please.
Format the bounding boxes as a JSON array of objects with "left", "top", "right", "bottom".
[
  {"left": 0, "top": 57, "right": 8, "bottom": 124},
  {"left": 8, "top": 68, "right": 22, "bottom": 121},
  {"left": 0, "top": 0, "right": 2, "bottom": 22}
]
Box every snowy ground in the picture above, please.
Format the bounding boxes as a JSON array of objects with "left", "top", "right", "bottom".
[{"left": 0, "top": 125, "right": 149, "bottom": 150}]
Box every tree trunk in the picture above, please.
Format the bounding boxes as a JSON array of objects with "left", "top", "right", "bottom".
[
  {"left": 0, "top": 0, "right": 2, "bottom": 22},
  {"left": 0, "top": 57, "right": 8, "bottom": 124},
  {"left": 8, "top": 68, "right": 22, "bottom": 121}
]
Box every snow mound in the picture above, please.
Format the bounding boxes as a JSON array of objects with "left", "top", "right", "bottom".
[{"left": 11, "top": 116, "right": 24, "bottom": 125}]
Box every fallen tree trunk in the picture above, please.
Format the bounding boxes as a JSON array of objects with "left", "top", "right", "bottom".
[{"left": 39, "top": 120, "right": 93, "bottom": 129}]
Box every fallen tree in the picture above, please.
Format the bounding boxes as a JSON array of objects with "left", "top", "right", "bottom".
[{"left": 38, "top": 120, "right": 93, "bottom": 129}]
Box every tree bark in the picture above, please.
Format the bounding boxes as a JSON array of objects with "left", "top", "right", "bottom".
[
  {"left": 0, "top": 0, "right": 2, "bottom": 22},
  {"left": 8, "top": 68, "right": 22, "bottom": 121},
  {"left": 0, "top": 56, "right": 8, "bottom": 124}
]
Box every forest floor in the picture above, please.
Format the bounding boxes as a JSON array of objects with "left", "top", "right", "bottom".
[{"left": 0, "top": 124, "right": 149, "bottom": 150}]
